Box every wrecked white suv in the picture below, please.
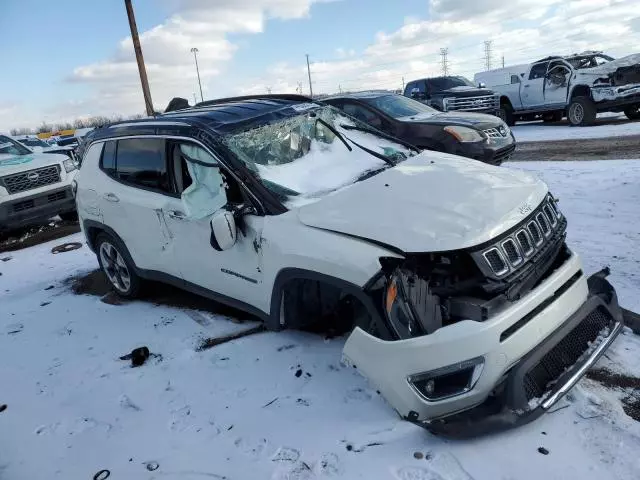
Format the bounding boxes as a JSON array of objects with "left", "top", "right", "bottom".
[{"left": 75, "top": 95, "right": 625, "bottom": 436}]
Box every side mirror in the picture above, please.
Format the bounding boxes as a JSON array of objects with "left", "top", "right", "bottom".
[
  {"left": 209, "top": 210, "right": 237, "bottom": 251},
  {"left": 478, "top": 82, "right": 487, "bottom": 88}
]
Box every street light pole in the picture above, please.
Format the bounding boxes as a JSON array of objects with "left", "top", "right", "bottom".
[
  {"left": 191, "top": 47, "right": 204, "bottom": 102},
  {"left": 124, "top": 0, "right": 154, "bottom": 116}
]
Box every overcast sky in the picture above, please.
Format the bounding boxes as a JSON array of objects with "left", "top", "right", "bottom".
[{"left": 1, "top": 0, "right": 639, "bottom": 130}]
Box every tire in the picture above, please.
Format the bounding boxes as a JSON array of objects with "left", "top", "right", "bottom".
[
  {"left": 624, "top": 105, "right": 640, "bottom": 120},
  {"left": 95, "top": 232, "right": 141, "bottom": 298},
  {"left": 59, "top": 211, "right": 78, "bottom": 222},
  {"left": 500, "top": 104, "right": 515, "bottom": 126},
  {"left": 568, "top": 96, "right": 596, "bottom": 126},
  {"left": 543, "top": 111, "right": 563, "bottom": 123}
]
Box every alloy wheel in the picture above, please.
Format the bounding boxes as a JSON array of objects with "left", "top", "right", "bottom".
[
  {"left": 99, "top": 241, "right": 131, "bottom": 293},
  {"left": 569, "top": 103, "right": 584, "bottom": 124}
]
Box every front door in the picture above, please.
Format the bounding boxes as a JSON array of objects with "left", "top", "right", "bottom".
[
  {"left": 521, "top": 62, "right": 549, "bottom": 108},
  {"left": 544, "top": 62, "right": 571, "bottom": 108},
  {"left": 161, "top": 140, "right": 264, "bottom": 309}
]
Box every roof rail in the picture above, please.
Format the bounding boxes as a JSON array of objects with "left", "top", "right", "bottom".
[{"left": 195, "top": 94, "right": 313, "bottom": 108}]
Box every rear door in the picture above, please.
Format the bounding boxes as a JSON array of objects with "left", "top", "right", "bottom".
[
  {"left": 98, "top": 137, "right": 179, "bottom": 276},
  {"left": 521, "top": 62, "right": 549, "bottom": 108}
]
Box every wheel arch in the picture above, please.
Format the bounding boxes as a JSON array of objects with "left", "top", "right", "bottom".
[
  {"left": 83, "top": 219, "right": 139, "bottom": 273},
  {"left": 570, "top": 84, "right": 591, "bottom": 100},
  {"left": 267, "top": 267, "right": 393, "bottom": 340},
  {"left": 500, "top": 95, "right": 513, "bottom": 108}
]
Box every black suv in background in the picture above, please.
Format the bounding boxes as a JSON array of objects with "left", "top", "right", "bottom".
[
  {"left": 404, "top": 76, "right": 501, "bottom": 117},
  {"left": 323, "top": 92, "right": 515, "bottom": 165}
]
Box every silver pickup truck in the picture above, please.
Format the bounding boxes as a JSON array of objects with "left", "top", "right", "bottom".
[{"left": 475, "top": 51, "right": 640, "bottom": 126}]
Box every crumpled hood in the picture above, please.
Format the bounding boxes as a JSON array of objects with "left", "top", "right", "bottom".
[
  {"left": 577, "top": 53, "right": 640, "bottom": 75},
  {"left": 0, "top": 152, "right": 67, "bottom": 176},
  {"left": 296, "top": 152, "right": 547, "bottom": 252}
]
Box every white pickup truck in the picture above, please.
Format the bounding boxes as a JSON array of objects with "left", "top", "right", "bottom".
[{"left": 475, "top": 51, "right": 640, "bottom": 126}]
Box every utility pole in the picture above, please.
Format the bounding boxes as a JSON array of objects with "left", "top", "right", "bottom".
[
  {"left": 484, "top": 40, "right": 493, "bottom": 71},
  {"left": 191, "top": 47, "right": 203, "bottom": 102},
  {"left": 339, "top": 84, "right": 342, "bottom": 93},
  {"left": 402, "top": 76, "right": 405, "bottom": 92},
  {"left": 193, "top": 93, "right": 197, "bottom": 104},
  {"left": 305, "top": 54, "right": 313, "bottom": 98},
  {"left": 440, "top": 48, "right": 449, "bottom": 76},
  {"left": 502, "top": 55, "right": 505, "bottom": 68},
  {"left": 124, "top": 0, "right": 154, "bottom": 116}
]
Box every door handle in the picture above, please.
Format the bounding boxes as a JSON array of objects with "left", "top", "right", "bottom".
[
  {"left": 523, "top": 84, "right": 530, "bottom": 88},
  {"left": 166, "top": 210, "right": 186, "bottom": 220},
  {"left": 103, "top": 192, "right": 119, "bottom": 202}
]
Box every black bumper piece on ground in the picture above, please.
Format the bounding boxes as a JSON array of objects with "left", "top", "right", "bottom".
[
  {"left": 0, "top": 186, "right": 75, "bottom": 231},
  {"left": 409, "top": 269, "right": 625, "bottom": 438}
]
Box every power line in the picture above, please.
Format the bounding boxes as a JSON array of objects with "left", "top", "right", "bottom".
[{"left": 440, "top": 48, "right": 449, "bottom": 75}]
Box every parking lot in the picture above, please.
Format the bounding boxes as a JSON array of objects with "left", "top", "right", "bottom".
[{"left": 1, "top": 156, "right": 639, "bottom": 480}]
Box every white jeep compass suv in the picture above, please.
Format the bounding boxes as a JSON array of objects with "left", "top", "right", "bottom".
[
  {"left": 75, "top": 95, "right": 624, "bottom": 436},
  {"left": 1, "top": 134, "right": 78, "bottom": 231}
]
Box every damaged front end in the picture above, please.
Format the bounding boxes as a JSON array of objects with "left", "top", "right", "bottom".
[
  {"left": 343, "top": 196, "right": 626, "bottom": 437},
  {"left": 585, "top": 56, "right": 640, "bottom": 103}
]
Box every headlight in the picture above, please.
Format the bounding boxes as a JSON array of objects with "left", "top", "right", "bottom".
[
  {"left": 385, "top": 275, "right": 421, "bottom": 339},
  {"left": 63, "top": 158, "right": 77, "bottom": 173},
  {"left": 443, "top": 126, "right": 485, "bottom": 143}
]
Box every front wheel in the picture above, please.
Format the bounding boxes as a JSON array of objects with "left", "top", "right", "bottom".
[
  {"left": 624, "top": 105, "right": 640, "bottom": 120},
  {"left": 568, "top": 96, "right": 597, "bottom": 126},
  {"left": 95, "top": 233, "right": 141, "bottom": 298}
]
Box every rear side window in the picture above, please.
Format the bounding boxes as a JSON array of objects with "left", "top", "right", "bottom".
[
  {"left": 511, "top": 75, "right": 521, "bottom": 84},
  {"left": 100, "top": 140, "right": 117, "bottom": 176},
  {"left": 529, "top": 62, "right": 549, "bottom": 80},
  {"left": 115, "top": 138, "right": 169, "bottom": 193}
]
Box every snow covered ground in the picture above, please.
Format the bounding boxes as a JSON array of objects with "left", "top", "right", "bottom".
[
  {"left": 1, "top": 160, "right": 640, "bottom": 480},
  {"left": 512, "top": 115, "right": 640, "bottom": 142}
]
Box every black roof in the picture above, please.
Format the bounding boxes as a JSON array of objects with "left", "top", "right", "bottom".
[
  {"left": 324, "top": 90, "right": 396, "bottom": 101},
  {"left": 84, "top": 95, "right": 319, "bottom": 142}
]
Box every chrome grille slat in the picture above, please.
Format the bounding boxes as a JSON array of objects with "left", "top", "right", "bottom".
[
  {"left": 477, "top": 195, "right": 565, "bottom": 277},
  {"left": 1, "top": 165, "right": 61, "bottom": 194},
  {"left": 443, "top": 95, "right": 500, "bottom": 112}
]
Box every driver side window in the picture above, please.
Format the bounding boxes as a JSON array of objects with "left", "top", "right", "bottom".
[{"left": 169, "top": 141, "right": 230, "bottom": 220}]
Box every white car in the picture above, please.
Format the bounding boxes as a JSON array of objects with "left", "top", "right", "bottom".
[
  {"left": 12, "top": 135, "right": 78, "bottom": 161},
  {"left": 75, "top": 95, "right": 625, "bottom": 436},
  {"left": 0, "top": 134, "right": 79, "bottom": 230}
]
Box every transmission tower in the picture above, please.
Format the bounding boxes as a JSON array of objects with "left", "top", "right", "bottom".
[
  {"left": 440, "top": 48, "right": 449, "bottom": 76},
  {"left": 484, "top": 40, "right": 493, "bottom": 71}
]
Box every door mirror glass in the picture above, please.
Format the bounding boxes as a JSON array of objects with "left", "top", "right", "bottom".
[
  {"left": 210, "top": 210, "right": 237, "bottom": 251},
  {"left": 478, "top": 82, "right": 486, "bottom": 88}
]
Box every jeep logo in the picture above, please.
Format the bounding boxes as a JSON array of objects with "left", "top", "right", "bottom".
[
  {"left": 27, "top": 172, "right": 40, "bottom": 181},
  {"left": 519, "top": 203, "right": 533, "bottom": 215}
]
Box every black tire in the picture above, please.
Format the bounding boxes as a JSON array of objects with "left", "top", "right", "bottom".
[
  {"left": 500, "top": 104, "right": 515, "bottom": 126},
  {"left": 624, "top": 105, "right": 640, "bottom": 120},
  {"left": 543, "top": 111, "right": 563, "bottom": 123},
  {"left": 59, "top": 211, "right": 78, "bottom": 222},
  {"left": 568, "top": 96, "right": 597, "bottom": 126},
  {"left": 95, "top": 232, "right": 141, "bottom": 298}
]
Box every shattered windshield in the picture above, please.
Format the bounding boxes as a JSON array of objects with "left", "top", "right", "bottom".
[
  {"left": 0, "top": 135, "right": 31, "bottom": 157},
  {"left": 568, "top": 54, "right": 615, "bottom": 69},
  {"left": 223, "top": 105, "right": 414, "bottom": 205}
]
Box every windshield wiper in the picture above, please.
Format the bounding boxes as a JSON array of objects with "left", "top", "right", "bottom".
[
  {"left": 315, "top": 118, "right": 352, "bottom": 152},
  {"left": 338, "top": 124, "right": 420, "bottom": 154},
  {"left": 345, "top": 136, "right": 396, "bottom": 166}
]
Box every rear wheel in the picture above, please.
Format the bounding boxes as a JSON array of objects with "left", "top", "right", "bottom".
[
  {"left": 95, "top": 233, "right": 141, "bottom": 298},
  {"left": 624, "top": 105, "right": 640, "bottom": 120},
  {"left": 500, "top": 104, "right": 515, "bottom": 126},
  {"left": 568, "top": 96, "right": 597, "bottom": 126}
]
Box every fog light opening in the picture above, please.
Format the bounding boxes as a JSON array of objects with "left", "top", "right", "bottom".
[{"left": 408, "top": 357, "right": 484, "bottom": 401}]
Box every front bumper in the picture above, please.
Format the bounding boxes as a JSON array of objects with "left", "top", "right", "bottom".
[
  {"left": 0, "top": 185, "right": 76, "bottom": 231},
  {"left": 343, "top": 254, "right": 623, "bottom": 436},
  {"left": 454, "top": 136, "right": 516, "bottom": 166},
  {"left": 592, "top": 82, "right": 640, "bottom": 107}
]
